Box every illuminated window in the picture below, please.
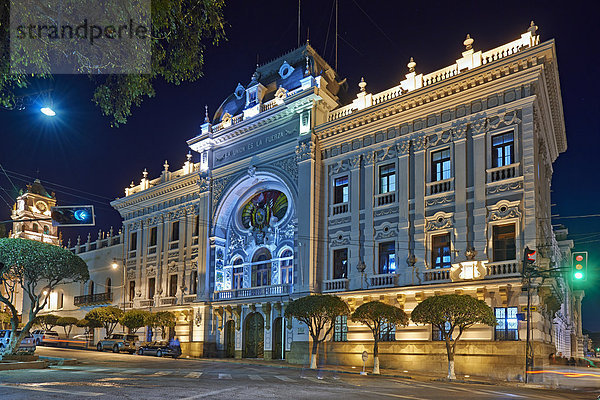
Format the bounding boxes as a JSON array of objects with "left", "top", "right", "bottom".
[
  {"left": 252, "top": 248, "right": 271, "bottom": 287},
  {"left": 169, "top": 274, "right": 178, "bottom": 297},
  {"left": 334, "top": 176, "right": 349, "bottom": 204},
  {"left": 190, "top": 270, "right": 198, "bottom": 295},
  {"left": 149, "top": 227, "right": 157, "bottom": 247},
  {"left": 495, "top": 307, "right": 518, "bottom": 340},
  {"left": 493, "top": 224, "right": 516, "bottom": 261},
  {"left": 232, "top": 258, "right": 243, "bottom": 289},
  {"left": 431, "top": 149, "right": 451, "bottom": 181},
  {"left": 333, "top": 248, "right": 348, "bottom": 279},
  {"left": 378, "top": 242, "right": 396, "bottom": 274},
  {"left": 492, "top": 132, "right": 514, "bottom": 168},
  {"left": 379, "top": 164, "right": 396, "bottom": 194},
  {"left": 431, "top": 234, "right": 451, "bottom": 269},
  {"left": 333, "top": 315, "right": 348, "bottom": 342}
]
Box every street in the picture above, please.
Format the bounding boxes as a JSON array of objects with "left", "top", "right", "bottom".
[{"left": 0, "top": 347, "right": 596, "bottom": 399}]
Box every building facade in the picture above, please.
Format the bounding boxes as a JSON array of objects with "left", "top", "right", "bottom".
[{"left": 26, "top": 23, "right": 584, "bottom": 379}]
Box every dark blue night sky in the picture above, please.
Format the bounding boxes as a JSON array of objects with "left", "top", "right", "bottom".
[{"left": 1, "top": 0, "right": 598, "bottom": 331}]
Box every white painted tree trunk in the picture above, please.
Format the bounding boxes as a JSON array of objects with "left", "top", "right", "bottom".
[
  {"left": 373, "top": 356, "right": 380, "bottom": 374},
  {"left": 447, "top": 360, "right": 456, "bottom": 380},
  {"left": 310, "top": 353, "right": 317, "bottom": 369}
]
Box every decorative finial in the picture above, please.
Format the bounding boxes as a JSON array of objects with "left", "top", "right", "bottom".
[
  {"left": 463, "top": 34, "right": 474, "bottom": 51},
  {"left": 407, "top": 57, "right": 416, "bottom": 73},
  {"left": 163, "top": 160, "right": 169, "bottom": 172},
  {"left": 528, "top": 20, "right": 538, "bottom": 36},
  {"left": 358, "top": 77, "right": 367, "bottom": 92},
  {"left": 187, "top": 151, "right": 192, "bottom": 162},
  {"left": 130, "top": 181, "right": 135, "bottom": 188},
  {"left": 142, "top": 169, "right": 148, "bottom": 179},
  {"left": 304, "top": 56, "right": 310, "bottom": 76},
  {"left": 204, "top": 105, "right": 210, "bottom": 123}
]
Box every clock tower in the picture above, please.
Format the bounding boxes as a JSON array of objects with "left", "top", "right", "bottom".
[{"left": 11, "top": 179, "right": 59, "bottom": 245}]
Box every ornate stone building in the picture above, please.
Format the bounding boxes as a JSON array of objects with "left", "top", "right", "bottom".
[{"left": 52, "top": 22, "right": 583, "bottom": 379}]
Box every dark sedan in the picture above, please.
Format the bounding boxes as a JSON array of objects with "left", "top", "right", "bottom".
[{"left": 137, "top": 340, "right": 181, "bottom": 358}]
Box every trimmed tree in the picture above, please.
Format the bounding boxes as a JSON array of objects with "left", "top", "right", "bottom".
[
  {"left": 56, "top": 317, "right": 79, "bottom": 339},
  {"left": 351, "top": 301, "right": 409, "bottom": 374},
  {"left": 121, "top": 310, "right": 151, "bottom": 334},
  {"left": 0, "top": 310, "right": 10, "bottom": 329},
  {"left": 285, "top": 294, "right": 349, "bottom": 369},
  {"left": 411, "top": 294, "right": 496, "bottom": 380},
  {"left": 0, "top": 238, "right": 89, "bottom": 356},
  {"left": 76, "top": 318, "right": 102, "bottom": 333},
  {"left": 85, "top": 306, "right": 124, "bottom": 338},
  {"left": 148, "top": 311, "right": 176, "bottom": 340},
  {"left": 33, "top": 314, "right": 60, "bottom": 331}
]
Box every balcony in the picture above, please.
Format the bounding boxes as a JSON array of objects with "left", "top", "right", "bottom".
[
  {"left": 160, "top": 297, "right": 176, "bottom": 306},
  {"left": 183, "top": 294, "right": 197, "bottom": 303},
  {"left": 486, "top": 261, "right": 519, "bottom": 277},
  {"left": 74, "top": 292, "right": 113, "bottom": 306},
  {"left": 369, "top": 273, "right": 398, "bottom": 288},
  {"left": 212, "top": 284, "right": 292, "bottom": 301},
  {"left": 323, "top": 278, "right": 349, "bottom": 293},
  {"left": 426, "top": 177, "right": 454, "bottom": 196},
  {"left": 375, "top": 192, "right": 396, "bottom": 207},
  {"left": 331, "top": 202, "right": 349, "bottom": 216},
  {"left": 487, "top": 162, "right": 519, "bottom": 183},
  {"left": 140, "top": 299, "right": 154, "bottom": 307},
  {"left": 423, "top": 267, "right": 451, "bottom": 283}
]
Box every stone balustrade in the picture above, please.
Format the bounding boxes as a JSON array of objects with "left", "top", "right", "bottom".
[
  {"left": 375, "top": 192, "right": 396, "bottom": 207},
  {"left": 331, "top": 202, "right": 349, "bottom": 216},
  {"left": 212, "top": 284, "right": 291, "bottom": 301},
  {"left": 486, "top": 261, "right": 519, "bottom": 277},
  {"left": 423, "top": 268, "right": 451, "bottom": 283},
  {"left": 488, "top": 163, "right": 519, "bottom": 182},
  {"left": 369, "top": 273, "right": 398, "bottom": 288},
  {"left": 323, "top": 278, "right": 349, "bottom": 292}
]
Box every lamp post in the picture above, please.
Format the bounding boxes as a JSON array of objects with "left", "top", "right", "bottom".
[{"left": 112, "top": 259, "right": 126, "bottom": 313}]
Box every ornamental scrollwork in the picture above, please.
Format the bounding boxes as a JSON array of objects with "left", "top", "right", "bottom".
[
  {"left": 412, "top": 135, "right": 429, "bottom": 151},
  {"left": 426, "top": 195, "right": 454, "bottom": 206},
  {"left": 270, "top": 155, "right": 298, "bottom": 183},
  {"left": 147, "top": 266, "right": 156, "bottom": 277},
  {"left": 396, "top": 140, "right": 410, "bottom": 155},
  {"left": 295, "top": 141, "right": 315, "bottom": 162},
  {"left": 488, "top": 203, "right": 522, "bottom": 221},
  {"left": 330, "top": 231, "right": 351, "bottom": 246},
  {"left": 198, "top": 177, "right": 210, "bottom": 192},
  {"left": 486, "top": 181, "right": 523, "bottom": 195},
  {"left": 425, "top": 213, "right": 453, "bottom": 231},
  {"left": 374, "top": 223, "right": 398, "bottom": 240},
  {"left": 471, "top": 118, "right": 487, "bottom": 135}
]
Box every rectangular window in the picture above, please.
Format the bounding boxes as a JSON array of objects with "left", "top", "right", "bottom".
[
  {"left": 169, "top": 274, "right": 178, "bottom": 297},
  {"left": 171, "top": 221, "right": 180, "bottom": 242},
  {"left": 495, "top": 307, "right": 518, "bottom": 340},
  {"left": 148, "top": 277, "right": 155, "bottom": 299},
  {"left": 431, "top": 149, "right": 451, "bottom": 181},
  {"left": 129, "top": 232, "right": 137, "bottom": 251},
  {"left": 432, "top": 321, "right": 451, "bottom": 341},
  {"left": 431, "top": 233, "right": 451, "bottom": 269},
  {"left": 379, "top": 164, "right": 396, "bottom": 194},
  {"left": 334, "top": 176, "right": 349, "bottom": 204},
  {"left": 493, "top": 224, "right": 516, "bottom": 261},
  {"left": 333, "top": 315, "right": 348, "bottom": 342},
  {"left": 280, "top": 251, "right": 293, "bottom": 285},
  {"left": 492, "top": 132, "right": 514, "bottom": 168},
  {"left": 333, "top": 248, "right": 348, "bottom": 279},
  {"left": 190, "top": 270, "right": 198, "bottom": 295},
  {"left": 379, "top": 322, "right": 396, "bottom": 342},
  {"left": 129, "top": 281, "right": 136, "bottom": 302},
  {"left": 193, "top": 215, "right": 199, "bottom": 236},
  {"left": 149, "top": 227, "right": 157, "bottom": 247},
  {"left": 378, "top": 242, "right": 396, "bottom": 274}
]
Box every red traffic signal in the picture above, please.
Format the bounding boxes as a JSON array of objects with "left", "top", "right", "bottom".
[{"left": 523, "top": 246, "right": 536, "bottom": 266}]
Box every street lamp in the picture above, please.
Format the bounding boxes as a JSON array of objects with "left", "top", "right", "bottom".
[
  {"left": 112, "top": 259, "right": 126, "bottom": 312},
  {"left": 40, "top": 106, "right": 56, "bottom": 116},
  {"left": 356, "top": 260, "right": 366, "bottom": 289}
]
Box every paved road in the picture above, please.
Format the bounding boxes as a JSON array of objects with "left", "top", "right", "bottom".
[{"left": 0, "top": 347, "right": 595, "bottom": 399}]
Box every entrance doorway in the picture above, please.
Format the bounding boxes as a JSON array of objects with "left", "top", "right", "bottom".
[
  {"left": 225, "top": 320, "right": 235, "bottom": 358},
  {"left": 243, "top": 312, "right": 264, "bottom": 358},
  {"left": 272, "top": 317, "right": 285, "bottom": 360}
]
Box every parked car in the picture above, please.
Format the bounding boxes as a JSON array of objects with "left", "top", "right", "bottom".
[
  {"left": 137, "top": 340, "right": 181, "bottom": 358},
  {"left": 97, "top": 333, "right": 138, "bottom": 354},
  {"left": 0, "top": 330, "right": 37, "bottom": 354},
  {"left": 31, "top": 330, "right": 60, "bottom": 345}
]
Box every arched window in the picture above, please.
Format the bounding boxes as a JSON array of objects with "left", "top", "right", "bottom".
[
  {"left": 279, "top": 249, "right": 293, "bottom": 285},
  {"left": 32, "top": 223, "right": 39, "bottom": 233},
  {"left": 43, "top": 225, "right": 50, "bottom": 235},
  {"left": 106, "top": 278, "right": 112, "bottom": 294},
  {"left": 232, "top": 258, "right": 243, "bottom": 289},
  {"left": 89, "top": 280, "right": 94, "bottom": 295},
  {"left": 252, "top": 248, "right": 271, "bottom": 287}
]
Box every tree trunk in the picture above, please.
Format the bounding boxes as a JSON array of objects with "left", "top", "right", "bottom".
[
  {"left": 373, "top": 340, "right": 380, "bottom": 374},
  {"left": 310, "top": 339, "right": 318, "bottom": 369},
  {"left": 445, "top": 339, "right": 456, "bottom": 380}
]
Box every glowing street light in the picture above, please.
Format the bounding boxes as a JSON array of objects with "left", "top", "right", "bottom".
[{"left": 40, "top": 107, "right": 56, "bottom": 117}]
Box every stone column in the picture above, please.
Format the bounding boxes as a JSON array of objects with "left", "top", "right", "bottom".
[
  {"left": 349, "top": 154, "right": 362, "bottom": 289},
  {"left": 197, "top": 178, "right": 211, "bottom": 301},
  {"left": 471, "top": 121, "right": 487, "bottom": 258},
  {"left": 453, "top": 127, "right": 468, "bottom": 257},
  {"left": 363, "top": 151, "right": 376, "bottom": 277},
  {"left": 521, "top": 105, "right": 537, "bottom": 253},
  {"left": 412, "top": 137, "right": 427, "bottom": 278},
  {"left": 396, "top": 140, "right": 410, "bottom": 285}
]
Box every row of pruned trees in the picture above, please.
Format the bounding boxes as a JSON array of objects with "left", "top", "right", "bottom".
[
  {"left": 81, "top": 306, "right": 177, "bottom": 340},
  {"left": 285, "top": 294, "right": 496, "bottom": 379}
]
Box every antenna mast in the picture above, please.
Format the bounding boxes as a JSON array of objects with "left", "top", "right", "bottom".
[
  {"left": 297, "top": 0, "right": 301, "bottom": 47},
  {"left": 335, "top": 0, "right": 338, "bottom": 71}
]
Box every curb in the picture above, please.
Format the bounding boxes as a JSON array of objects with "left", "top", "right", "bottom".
[
  {"left": 0, "top": 360, "right": 49, "bottom": 371},
  {"left": 39, "top": 356, "right": 78, "bottom": 366}
]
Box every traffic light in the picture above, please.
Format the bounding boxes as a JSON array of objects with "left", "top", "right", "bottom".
[
  {"left": 523, "top": 246, "right": 536, "bottom": 269},
  {"left": 51, "top": 205, "right": 95, "bottom": 227},
  {"left": 572, "top": 251, "right": 588, "bottom": 281}
]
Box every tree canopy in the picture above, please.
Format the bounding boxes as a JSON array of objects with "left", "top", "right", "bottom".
[
  {"left": 56, "top": 316, "right": 79, "bottom": 338},
  {"left": 0, "top": 238, "right": 89, "bottom": 355},
  {"left": 34, "top": 314, "right": 60, "bottom": 331},
  {"left": 85, "top": 306, "right": 124, "bottom": 337},
  {"left": 1, "top": 0, "right": 226, "bottom": 126},
  {"left": 411, "top": 294, "right": 496, "bottom": 379},
  {"left": 121, "top": 309, "right": 151, "bottom": 334},
  {"left": 285, "top": 295, "right": 349, "bottom": 369},
  {"left": 148, "top": 311, "right": 176, "bottom": 339}
]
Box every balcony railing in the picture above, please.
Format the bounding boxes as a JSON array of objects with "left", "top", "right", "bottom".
[
  {"left": 160, "top": 297, "right": 176, "bottom": 306},
  {"left": 423, "top": 268, "right": 451, "bottom": 282},
  {"left": 212, "top": 284, "right": 292, "bottom": 301},
  {"left": 74, "top": 292, "right": 113, "bottom": 306},
  {"left": 370, "top": 273, "right": 398, "bottom": 288},
  {"left": 426, "top": 177, "right": 454, "bottom": 196},
  {"left": 183, "top": 294, "right": 197, "bottom": 303},
  {"left": 486, "top": 261, "right": 519, "bottom": 277},
  {"left": 331, "top": 202, "right": 349, "bottom": 216},
  {"left": 375, "top": 192, "right": 396, "bottom": 207},
  {"left": 140, "top": 299, "right": 154, "bottom": 307},
  {"left": 487, "top": 162, "right": 519, "bottom": 183},
  {"left": 323, "top": 278, "right": 349, "bottom": 293}
]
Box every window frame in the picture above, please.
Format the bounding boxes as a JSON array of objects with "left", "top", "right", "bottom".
[
  {"left": 486, "top": 200, "right": 521, "bottom": 263},
  {"left": 332, "top": 248, "right": 349, "bottom": 279},
  {"left": 279, "top": 248, "right": 294, "bottom": 285},
  {"left": 430, "top": 232, "right": 452, "bottom": 269},
  {"left": 491, "top": 131, "right": 515, "bottom": 168},
  {"left": 494, "top": 306, "right": 519, "bottom": 341},
  {"left": 378, "top": 241, "right": 396, "bottom": 274},
  {"left": 333, "top": 175, "right": 349, "bottom": 204},
  {"left": 171, "top": 220, "right": 180, "bottom": 242},
  {"left": 378, "top": 163, "right": 396, "bottom": 195},
  {"left": 333, "top": 315, "right": 348, "bottom": 342},
  {"left": 492, "top": 223, "right": 516, "bottom": 262},
  {"left": 486, "top": 126, "right": 520, "bottom": 171},
  {"left": 430, "top": 147, "right": 452, "bottom": 182}
]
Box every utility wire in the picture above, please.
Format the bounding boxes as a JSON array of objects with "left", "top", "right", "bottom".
[{"left": 350, "top": 0, "right": 398, "bottom": 49}]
